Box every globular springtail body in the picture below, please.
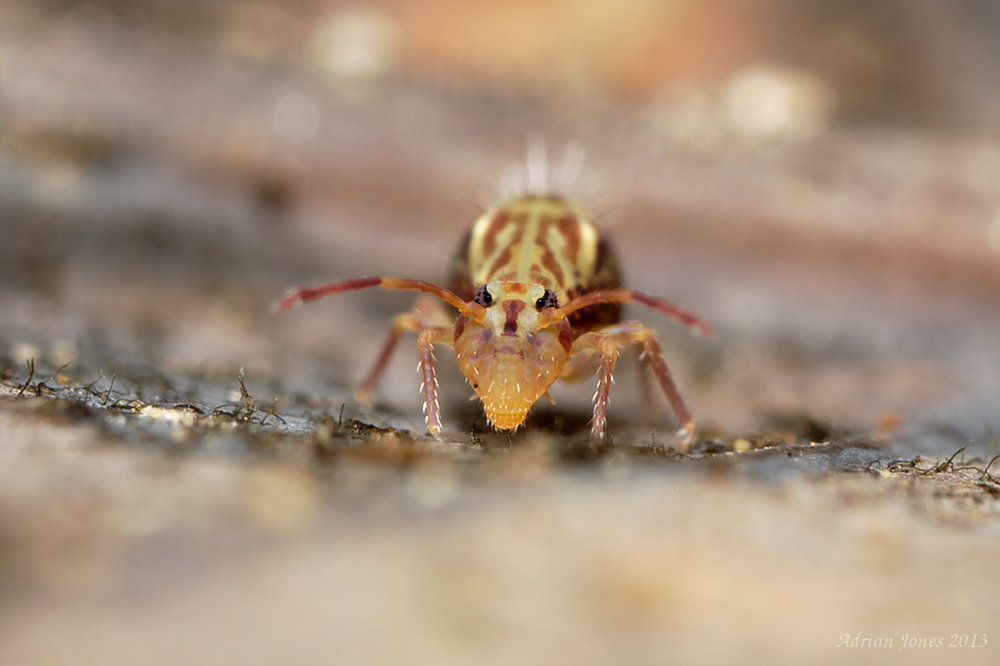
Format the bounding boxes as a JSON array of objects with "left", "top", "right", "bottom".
[{"left": 274, "top": 192, "right": 713, "bottom": 446}]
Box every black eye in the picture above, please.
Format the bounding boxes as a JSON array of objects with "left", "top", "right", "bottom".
[
  {"left": 474, "top": 285, "right": 493, "bottom": 306},
  {"left": 535, "top": 289, "right": 558, "bottom": 310}
]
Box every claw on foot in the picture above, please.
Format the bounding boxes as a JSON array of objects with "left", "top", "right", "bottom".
[{"left": 677, "top": 421, "right": 696, "bottom": 451}]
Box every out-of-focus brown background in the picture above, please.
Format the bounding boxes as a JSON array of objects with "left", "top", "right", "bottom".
[{"left": 2, "top": 1, "right": 999, "bottom": 664}]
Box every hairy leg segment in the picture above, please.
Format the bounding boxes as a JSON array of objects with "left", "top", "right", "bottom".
[{"left": 568, "top": 322, "right": 696, "bottom": 446}]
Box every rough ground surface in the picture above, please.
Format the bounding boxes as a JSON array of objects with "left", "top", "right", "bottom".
[{"left": 2, "top": 1, "right": 999, "bottom": 664}]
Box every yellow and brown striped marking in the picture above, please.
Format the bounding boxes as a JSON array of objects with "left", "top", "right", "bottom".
[{"left": 449, "top": 194, "right": 622, "bottom": 334}]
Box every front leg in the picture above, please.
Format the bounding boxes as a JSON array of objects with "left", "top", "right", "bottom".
[
  {"left": 416, "top": 327, "right": 452, "bottom": 437},
  {"left": 570, "top": 332, "right": 620, "bottom": 442}
]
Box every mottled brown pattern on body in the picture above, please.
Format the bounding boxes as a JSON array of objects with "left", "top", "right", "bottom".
[
  {"left": 568, "top": 236, "right": 623, "bottom": 335},
  {"left": 539, "top": 243, "right": 567, "bottom": 289},
  {"left": 556, "top": 215, "right": 582, "bottom": 275},
  {"left": 528, "top": 268, "right": 556, "bottom": 290},
  {"left": 448, "top": 195, "right": 621, "bottom": 336},
  {"left": 485, "top": 246, "right": 514, "bottom": 281},
  {"left": 480, "top": 210, "right": 509, "bottom": 257}
]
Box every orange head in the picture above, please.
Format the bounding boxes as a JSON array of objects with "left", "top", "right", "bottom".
[{"left": 453, "top": 281, "right": 573, "bottom": 431}]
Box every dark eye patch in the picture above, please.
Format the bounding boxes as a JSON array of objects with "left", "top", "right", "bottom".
[
  {"left": 474, "top": 285, "right": 494, "bottom": 306},
  {"left": 535, "top": 289, "right": 558, "bottom": 310}
]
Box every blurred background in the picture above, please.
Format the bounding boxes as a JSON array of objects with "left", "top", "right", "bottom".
[
  {"left": 2, "top": 0, "right": 999, "bottom": 440},
  {"left": 2, "top": 1, "right": 1000, "bottom": 664}
]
